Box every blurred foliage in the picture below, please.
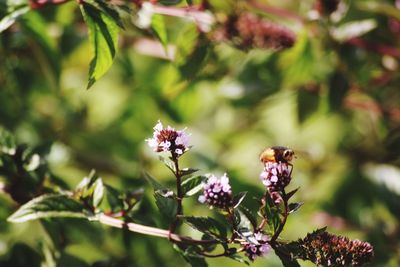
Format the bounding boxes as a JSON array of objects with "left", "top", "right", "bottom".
[{"left": 0, "top": 0, "right": 400, "bottom": 266}]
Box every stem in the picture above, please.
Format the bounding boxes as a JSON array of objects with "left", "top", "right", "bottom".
[
  {"left": 98, "top": 214, "right": 218, "bottom": 245},
  {"left": 257, "top": 192, "right": 268, "bottom": 231},
  {"left": 270, "top": 191, "right": 288, "bottom": 243},
  {"left": 169, "top": 156, "right": 183, "bottom": 236}
]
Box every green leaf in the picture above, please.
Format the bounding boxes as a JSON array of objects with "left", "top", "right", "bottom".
[
  {"left": 180, "top": 168, "right": 199, "bottom": 177},
  {"left": 227, "top": 254, "right": 249, "bottom": 265},
  {"left": 94, "top": 0, "right": 124, "bottom": 29},
  {"left": 174, "top": 244, "right": 208, "bottom": 267},
  {"left": 232, "top": 191, "right": 247, "bottom": 208},
  {"left": 154, "top": 191, "right": 178, "bottom": 221},
  {"left": 184, "top": 216, "right": 227, "bottom": 240},
  {"left": 328, "top": 71, "right": 349, "bottom": 111},
  {"left": 331, "top": 19, "right": 377, "bottom": 42},
  {"left": 159, "top": 0, "right": 182, "bottom": 6},
  {"left": 7, "top": 194, "right": 86, "bottom": 223},
  {"left": 181, "top": 175, "right": 206, "bottom": 197},
  {"left": 288, "top": 202, "right": 303, "bottom": 214},
  {"left": 0, "top": 5, "right": 29, "bottom": 33},
  {"left": 92, "top": 178, "right": 104, "bottom": 208},
  {"left": 233, "top": 208, "right": 253, "bottom": 231},
  {"left": 80, "top": 2, "right": 119, "bottom": 89},
  {"left": 151, "top": 14, "right": 168, "bottom": 51},
  {"left": 0, "top": 127, "right": 16, "bottom": 155}
]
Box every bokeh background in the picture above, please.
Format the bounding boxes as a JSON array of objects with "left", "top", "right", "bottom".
[{"left": 0, "top": 0, "right": 399, "bottom": 266}]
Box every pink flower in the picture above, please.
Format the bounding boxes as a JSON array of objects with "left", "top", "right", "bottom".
[
  {"left": 146, "top": 120, "right": 190, "bottom": 158},
  {"left": 198, "top": 173, "right": 233, "bottom": 209}
]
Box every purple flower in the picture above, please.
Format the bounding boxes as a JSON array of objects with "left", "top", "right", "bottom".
[
  {"left": 260, "top": 161, "right": 291, "bottom": 192},
  {"left": 146, "top": 120, "right": 190, "bottom": 158},
  {"left": 244, "top": 232, "right": 271, "bottom": 261},
  {"left": 198, "top": 173, "right": 233, "bottom": 209}
]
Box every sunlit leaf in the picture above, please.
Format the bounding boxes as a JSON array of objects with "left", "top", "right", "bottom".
[
  {"left": 331, "top": 19, "right": 377, "bottom": 42},
  {"left": 184, "top": 216, "right": 227, "bottom": 240},
  {"left": 232, "top": 191, "right": 247, "bottom": 208},
  {"left": 80, "top": 2, "right": 119, "bottom": 89},
  {"left": 181, "top": 175, "right": 205, "bottom": 197},
  {"left": 7, "top": 194, "right": 86, "bottom": 223},
  {"left": 288, "top": 202, "right": 303, "bottom": 214},
  {"left": 0, "top": 5, "right": 29, "bottom": 33},
  {"left": 151, "top": 14, "right": 168, "bottom": 51}
]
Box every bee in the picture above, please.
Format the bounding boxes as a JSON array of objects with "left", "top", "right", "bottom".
[{"left": 259, "top": 146, "right": 295, "bottom": 164}]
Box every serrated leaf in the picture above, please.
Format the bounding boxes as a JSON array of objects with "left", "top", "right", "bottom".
[
  {"left": 238, "top": 206, "right": 257, "bottom": 229},
  {"left": 184, "top": 216, "right": 227, "bottom": 240},
  {"left": 174, "top": 245, "right": 208, "bottom": 267},
  {"left": 236, "top": 227, "right": 258, "bottom": 245},
  {"left": 200, "top": 234, "right": 217, "bottom": 252},
  {"left": 151, "top": 14, "right": 168, "bottom": 51},
  {"left": 233, "top": 208, "right": 253, "bottom": 231},
  {"left": 0, "top": 5, "right": 29, "bottom": 33},
  {"left": 80, "top": 2, "right": 119, "bottom": 89},
  {"left": 7, "top": 194, "right": 86, "bottom": 223},
  {"left": 232, "top": 192, "right": 247, "bottom": 208},
  {"left": 154, "top": 191, "right": 178, "bottom": 221},
  {"left": 181, "top": 175, "right": 206, "bottom": 197}
]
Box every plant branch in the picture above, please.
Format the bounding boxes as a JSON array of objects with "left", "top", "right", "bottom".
[{"left": 98, "top": 214, "right": 219, "bottom": 245}]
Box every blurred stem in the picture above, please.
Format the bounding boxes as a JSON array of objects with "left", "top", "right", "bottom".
[{"left": 98, "top": 214, "right": 218, "bottom": 245}]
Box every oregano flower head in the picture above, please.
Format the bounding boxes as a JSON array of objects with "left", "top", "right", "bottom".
[
  {"left": 243, "top": 232, "right": 271, "bottom": 261},
  {"left": 260, "top": 161, "right": 291, "bottom": 192},
  {"left": 146, "top": 120, "right": 190, "bottom": 158},
  {"left": 198, "top": 173, "right": 233, "bottom": 209}
]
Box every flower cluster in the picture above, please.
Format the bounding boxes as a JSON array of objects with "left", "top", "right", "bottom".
[
  {"left": 260, "top": 162, "right": 292, "bottom": 192},
  {"left": 296, "top": 229, "right": 374, "bottom": 266},
  {"left": 146, "top": 120, "right": 189, "bottom": 158},
  {"left": 243, "top": 232, "right": 271, "bottom": 261},
  {"left": 213, "top": 12, "right": 296, "bottom": 50},
  {"left": 198, "top": 174, "right": 233, "bottom": 209}
]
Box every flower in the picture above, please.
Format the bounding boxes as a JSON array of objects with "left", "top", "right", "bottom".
[
  {"left": 146, "top": 120, "right": 190, "bottom": 158},
  {"left": 198, "top": 173, "right": 233, "bottom": 209},
  {"left": 135, "top": 2, "right": 155, "bottom": 29},
  {"left": 243, "top": 232, "right": 271, "bottom": 261},
  {"left": 260, "top": 161, "right": 291, "bottom": 192},
  {"left": 295, "top": 229, "right": 374, "bottom": 266}
]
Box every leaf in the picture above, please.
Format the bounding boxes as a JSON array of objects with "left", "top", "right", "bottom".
[
  {"left": 0, "top": 127, "right": 16, "bottom": 155},
  {"left": 174, "top": 245, "right": 208, "bottom": 267},
  {"left": 232, "top": 191, "right": 247, "bottom": 208},
  {"left": 331, "top": 19, "right": 377, "bottom": 42},
  {"left": 92, "top": 178, "right": 104, "bottom": 208},
  {"left": 237, "top": 206, "right": 257, "bottom": 229},
  {"left": 275, "top": 247, "right": 301, "bottom": 267},
  {"left": 236, "top": 227, "right": 259, "bottom": 245},
  {"left": 158, "top": 156, "right": 176, "bottom": 173},
  {"left": 328, "top": 71, "right": 349, "bottom": 111},
  {"left": 227, "top": 254, "right": 249, "bottom": 265},
  {"left": 144, "top": 172, "right": 165, "bottom": 191},
  {"left": 288, "top": 202, "right": 303, "bottom": 214},
  {"left": 80, "top": 2, "right": 119, "bottom": 89},
  {"left": 159, "top": 0, "right": 182, "bottom": 6},
  {"left": 7, "top": 194, "right": 86, "bottom": 223},
  {"left": 94, "top": 0, "right": 124, "bottom": 29},
  {"left": 151, "top": 14, "right": 168, "bottom": 51},
  {"left": 285, "top": 187, "right": 300, "bottom": 201},
  {"left": 0, "top": 5, "right": 29, "bottom": 33},
  {"left": 184, "top": 216, "right": 227, "bottom": 240},
  {"left": 180, "top": 168, "right": 199, "bottom": 177},
  {"left": 154, "top": 191, "right": 178, "bottom": 221},
  {"left": 181, "top": 175, "right": 206, "bottom": 197}
]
